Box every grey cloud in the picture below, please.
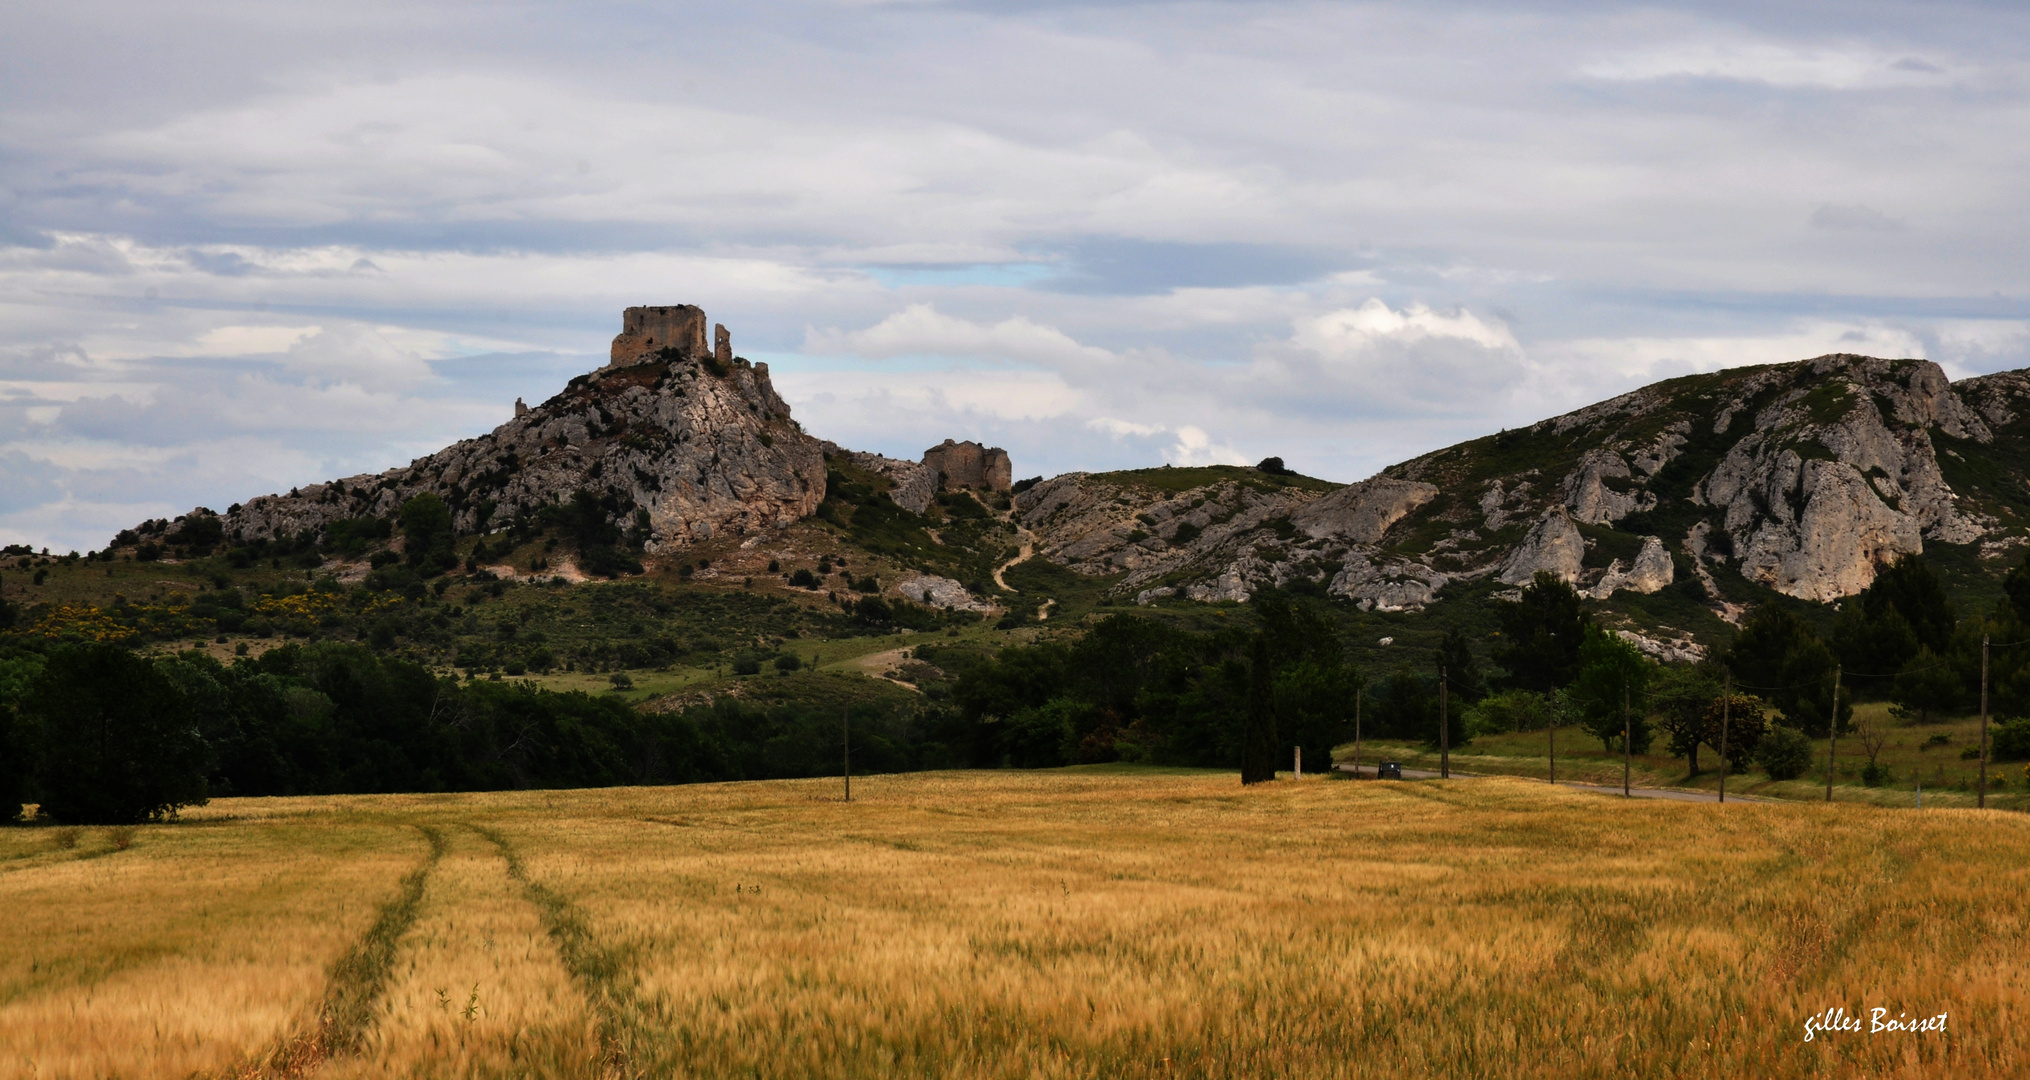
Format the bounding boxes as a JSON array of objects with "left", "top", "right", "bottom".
[
  {"left": 0, "top": 450, "right": 62, "bottom": 514},
  {"left": 1811, "top": 203, "right": 1906, "bottom": 232},
  {"left": 1035, "top": 239, "right": 1359, "bottom": 296},
  {"left": 2, "top": 0, "right": 2028, "bottom": 547}
]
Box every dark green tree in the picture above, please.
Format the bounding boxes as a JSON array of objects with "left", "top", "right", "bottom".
[
  {"left": 399, "top": 493, "right": 457, "bottom": 577},
  {"left": 24, "top": 644, "right": 210, "bottom": 823},
  {"left": 1494, "top": 572, "right": 1590, "bottom": 692},
  {"left": 1569, "top": 626, "right": 1655, "bottom": 753},
  {"left": 1241, "top": 635, "right": 1278, "bottom": 784},
  {"left": 0, "top": 653, "right": 41, "bottom": 822},
  {"left": 1436, "top": 628, "right": 1488, "bottom": 707},
  {"left": 1830, "top": 602, "right": 1918, "bottom": 696},
  {"left": 1860, "top": 554, "right": 1956, "bottom": 655},
  {"left": 1704, "top": 693, "right": 1768, "bottom": 772},
  {"left": 1724, "top": 605, "right": 1850, "bottom": 738},
  {"left": 2005, "top": 548, "right": 2030, "bottom": 624},
  {"left": 1275, "top": 659, "right": 1362, "bottom": 774},
  {"left": 1650, "top": 664, "right": 1722, "bottom": 772},
  {"left": 1890, "top": 646, "right": 1960, "bottom": 724}
]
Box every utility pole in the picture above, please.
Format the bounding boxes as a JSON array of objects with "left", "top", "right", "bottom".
[
  {"left": 1352, "top": 687, "right": 1363, "bottom": 779},
  {"left": 1548, "top": 691, "right": 1557, "bottom": 785},
  {"left": 1825, "top": 666, "right": 1841, "bottom": 803},
  {"left": 1719, "top": 673, "right": 1730, "bottom": 805},
  {"left": 843, "top": 708, "right": 851, "bottom": 803},
  {"left": 1622, "top": 680, "right": 1631, "bottom": 798},
  {"left": 1980, "top": 634, "right": 1990, "bottom": 809},
  {"left": 1439, "top": 664, "right": 1450, "bottom": 780}
]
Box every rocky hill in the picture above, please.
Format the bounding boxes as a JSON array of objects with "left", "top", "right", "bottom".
[
  {"left": 159, "top": 307, "right": 828, "bottom": 558},
  {"left": 1017, "top": 355, "right": 2030, "bottom": 620},
  {"left": 117, "top": 331, "right": 2030, "bottom": 637}
]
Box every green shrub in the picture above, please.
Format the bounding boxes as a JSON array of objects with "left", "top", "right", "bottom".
[
  {"left": 1991, "top": 717, "right": 2030, "bottom": 761},
  {"left": 1757, "top": 724, "right": 1814, "bottom": 781}
]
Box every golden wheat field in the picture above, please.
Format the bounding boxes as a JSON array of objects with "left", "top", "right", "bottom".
[{"left": 1, "top": 769, "right": 2027, "bottom": 1080}]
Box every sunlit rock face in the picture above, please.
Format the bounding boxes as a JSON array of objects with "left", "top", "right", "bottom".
[{"left": 1014, "top": 354, "right": 2030, "bottom": 612}]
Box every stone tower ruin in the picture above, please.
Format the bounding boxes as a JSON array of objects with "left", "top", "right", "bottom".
[
  {"left": 609, "top": 305, "right": 710, "bottom": 368},
  {"left": 923, "top": 439, "right": 1013, "bottom": 493}
]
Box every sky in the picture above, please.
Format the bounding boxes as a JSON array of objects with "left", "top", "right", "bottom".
[{"left": 3, "top": 0, "right": 2028, "bottom": 553}]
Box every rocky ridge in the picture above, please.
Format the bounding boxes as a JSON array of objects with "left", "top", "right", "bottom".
[{"left": 1018, "top": 354, "right": 2030, "bottom": 613}]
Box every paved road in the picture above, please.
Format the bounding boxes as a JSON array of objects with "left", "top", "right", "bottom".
[{"left": 1334, "top": 764, "right": 1766, "bottom": 803}]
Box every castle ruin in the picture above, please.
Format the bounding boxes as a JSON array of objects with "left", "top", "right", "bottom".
[
  {"left": 923, "top": 439, "right": 1012, "bottom": 493},
  {"left": 609, "top": 305, "right": 711, "bottom": 368}
]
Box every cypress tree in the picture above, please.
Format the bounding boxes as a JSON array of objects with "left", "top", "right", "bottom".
[{"left": 1242, "top": 634, "right": 1278, "bottom": 784}]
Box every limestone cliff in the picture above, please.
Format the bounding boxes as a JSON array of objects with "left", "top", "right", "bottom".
[{"left": 1015, "top": 354, "right": 2030, "bottom": 614}]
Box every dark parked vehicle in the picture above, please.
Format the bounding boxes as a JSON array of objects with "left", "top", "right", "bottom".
[{"left": 1376, "top": 761, "right": 1404, "bottom": 780}]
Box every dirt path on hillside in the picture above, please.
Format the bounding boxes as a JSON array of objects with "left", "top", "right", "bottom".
[
  {"left": 992, "top": 500, "right": 1035, "bottom": 592},
  {"left": 847, "top": 647, "right": 920, "bottom": 691}
]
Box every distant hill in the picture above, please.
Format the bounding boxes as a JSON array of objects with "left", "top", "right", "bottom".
[
  {"left": 107, "top": 335, "right": 2030, "bottom": 661},
  {"left": 1014, "top": 355, "right": 2030, "bottom": 653}
]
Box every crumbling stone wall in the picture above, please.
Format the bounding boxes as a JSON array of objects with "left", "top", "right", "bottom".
[
  {"left": 923, "top": 439, "right": 1012, "bottom": 493},
  {"left": 609, "top": 305, "right": 709, "bottom": 367}
]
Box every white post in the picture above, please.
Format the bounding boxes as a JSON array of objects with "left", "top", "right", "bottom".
[{"left": 1294, "top": 746, "right": 1302, "bottom": 780}]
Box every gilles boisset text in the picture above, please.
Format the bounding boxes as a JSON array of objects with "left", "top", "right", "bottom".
[{"left": 1803, "top": 1007, "right": 1948, "bottom": 1042}]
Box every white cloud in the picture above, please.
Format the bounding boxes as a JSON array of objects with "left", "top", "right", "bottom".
[
  {"left": 804, "top": 304, "right": 1115, "bottom": 368},
  {"left": 1294, "top": 299, "right": 1520, "bottom": 354},
  {"left": 1088, "top": 416, "right": 1166, "bottom": 438},
  {"left": 1581, "top": 42, "right": 1954, "bottom": 89},
  {"left": 1166, "top": 425, "right": 1248, "bottom": 467},
  {"left": 1, "top": 1, "right": 2027, "bottom": 547},
  {"left": 192, "top": 324, "right": 321, "bottom": 356}
]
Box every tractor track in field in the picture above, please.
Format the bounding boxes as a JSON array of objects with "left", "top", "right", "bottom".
[
  {"left": 231, "top": 823, "right": 446, "bottom": 1080},
  {"left": 471, "top": 823, "right": 663, "bottom": 1077}
]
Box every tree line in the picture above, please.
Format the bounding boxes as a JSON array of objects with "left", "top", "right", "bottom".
[
  {"left": 9, "top": 549, "right": 2030, "bottom": 823},
  {"left": 0, "top": 641, "right": 950, "bottom": 824},
  {"left": 923, "top": 551, "right": 2030, "bottom": 784}
]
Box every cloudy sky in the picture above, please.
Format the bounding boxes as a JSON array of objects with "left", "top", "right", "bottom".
[{"left": 4, "top": 0, "right": 2028, "bottom": 552}]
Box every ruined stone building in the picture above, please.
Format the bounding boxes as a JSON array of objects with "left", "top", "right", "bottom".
[{"left": 923, "top": 439, "right": 1012, "bottom": 493}]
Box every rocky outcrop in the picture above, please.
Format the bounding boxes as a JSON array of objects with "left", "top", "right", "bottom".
[
  {"left": 1328, "top": 552, "right": 1451, "bottom": 612},
  {"left": 896, "top": 575, "right": 991, "bottom": 612},
  {"left": 923, "top": 439, "right": 1012, "bottom": 493},
  {"left": 1290, "top": 477, "right": 1437, "bottom": 542},
  {"left": 1587, "top": 536, "right": 1673, "bottom": 599},
  {"left": 1378, "top": 354, "right": 2030, "bottom": 606},
  {"left": 822, "top": 443, "right": 937, "bottom": 514},
  {"left": 1498, "top": 508, "right": 1586, "bottom": 585},
  {"left": 1561, "top": 449, "right": 1641, "bottom": 525},
  {"left": 1684, "top": 355, "right": 1988, "bottom": 600},
  {"left": 1014, "top": 472, "right": 1326, "bottom": 605},
  {"left": 197, "top": 307, "right": 826, "bottom": 555}
]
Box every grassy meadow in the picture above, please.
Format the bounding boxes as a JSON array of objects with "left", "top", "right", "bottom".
[
  {"left": 1359, "top": 700, "right": 2030, "bottom": 810},
  {"left": 2, "top": 769, "right": 2027, "bottom": 1079}
]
